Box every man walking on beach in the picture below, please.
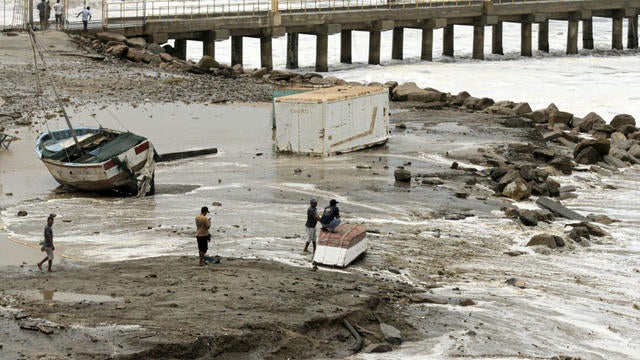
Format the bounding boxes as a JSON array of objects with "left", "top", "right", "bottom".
[
  {"left": 37, "top": 0, "right": 47, "bottom": 30},
  {"left": 53, "top": 0, "right": 63, "bottom": 30},
  {"left": 37, "top": 216, "right": 55, "bottom": 272},
  {"left": 76, "top": 6, "right": 91, "bottom": 31},
  {"left": 195, "top": 206, "right": 212, "bottom": 266},
  {"left": 320, "top": 199, "right": 341, "bottom": 232},
  {"left": 303, "top": 198, "right": 321, "bottom": 255}
]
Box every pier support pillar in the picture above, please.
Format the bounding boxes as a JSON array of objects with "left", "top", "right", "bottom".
[
  {"left": 582, "top": 19, "right": 594, "bottom": 49},
  {"left": 369, "top": 30, "right": 381, "bottom": 65},
  {"left": 443, "top": 24, "right": 454, "bottom": 57},
  {"left": 613, "top": 13, "right": 624, "bottom": 50},
  {"left": 538, "top": 20, "right": 549, "bottom": 52},
  {"left": 521, "top": 22, "right": 532, "bottom": 57},
  {"left": 231, "top": 36, "right": 243, "bottom": 67},
  {"left": 567, "top": 15, "right": 579, "bottom": 54},
  {"left": 175, "top": 39, "right": 187, "bottom": 60},
  {"left": 421, "top": 27, "right": 433, "bottom": 61},
  {"left": 628, "top": 15, "right": 638, "bottom": 49},
  {"left": 260, "top": 36, "right": 273, "bottom": 71},
  {"left": 473, "top": 24, "right": 485, "bottom": 60},
  {"left": 340, "top": 30, "right": 352, "bottom": 63},
  {"left": 202, "top": 31, "right": 215, "bottom": 58},
  {"left": 316, "top": 33, "right": 328, "bottom": 72},
  {"left": 492, "top": 22, "right": 503, "bottom": 55},
  {"left": 392, "top": 27, "right": 404, "bottom": 60},
  {"left": 286, "top": 33, "right": 298, "bottom": 69}
]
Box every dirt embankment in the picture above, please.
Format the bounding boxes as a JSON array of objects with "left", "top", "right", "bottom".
[{"left": 0, "top": 256, "right": 419, "bottom": 359}]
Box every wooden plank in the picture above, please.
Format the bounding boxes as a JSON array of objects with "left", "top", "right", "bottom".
[
  {"left": 156, "top": 148, "right": 218, "bottom": 162},
  {"left": 536, "top": 196, "right": 589, "bottom": 221}
]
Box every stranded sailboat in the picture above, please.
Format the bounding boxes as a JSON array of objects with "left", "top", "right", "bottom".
[{"left": 29, "top": 30, "right": 156, "bottom": 196}]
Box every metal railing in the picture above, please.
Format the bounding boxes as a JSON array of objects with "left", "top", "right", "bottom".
[{"left": 104, "top": 0, "right": 484, "bottom": 25}]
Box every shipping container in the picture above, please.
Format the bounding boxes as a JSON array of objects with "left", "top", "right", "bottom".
[
  {"left": 272, "top": 87, "right": 314, "bottom": 129},
  {"left": 274, "top": 86, "right": 389, "bottom": 156}
]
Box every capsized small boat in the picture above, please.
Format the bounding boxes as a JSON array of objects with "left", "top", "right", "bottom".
[
  {"left": 312, "top": 223, "right": 368, "bottom": 268},
  {"left": 35, "top": 126, "right": 156, "bottom": 196}
]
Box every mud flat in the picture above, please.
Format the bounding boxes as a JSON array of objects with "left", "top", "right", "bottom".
[{"left": 0, "top": 256, "right": 420, "bottom": 359}]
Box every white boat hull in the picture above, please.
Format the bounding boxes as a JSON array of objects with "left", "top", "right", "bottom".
[
  {"left": 36, "top": 127, "right": 156, "bottom": 195},
  {"left": 41, "top": 140, "right": 154, "bottom": 192},
  {"left": 313, "top": 224, "right": 368, "bottom": 268}
]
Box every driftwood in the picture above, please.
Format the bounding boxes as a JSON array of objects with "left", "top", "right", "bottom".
[
  {"left": 59, "top": 53, "right": 106, "bottom": 61},
  {"left": 156, "top": 147, "right": 218, "bottom": 162},
  {"left": 536, "top": 196, "right": 589, "bottom": 221},
  {"left": 342, "top": 319, "right": 363, "bottom": 353}
]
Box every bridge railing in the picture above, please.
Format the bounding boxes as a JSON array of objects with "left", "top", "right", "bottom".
[{"left": 104, "top": 0, "right": 488, "bottom": 26}]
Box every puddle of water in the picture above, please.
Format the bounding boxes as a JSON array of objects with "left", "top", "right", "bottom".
[{"left": 9, "top": 290, "right": 123, "bottom": 303}]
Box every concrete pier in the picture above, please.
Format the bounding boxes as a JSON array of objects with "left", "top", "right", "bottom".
[
  {"left": 392, "top": 27, "right": 403, "bottom": 60},
  {"left": 202, "top": 31, "right": 215, "bottom": 58},
  {"left": 538, "top": 20, "right": 549, "bottom": 52},
  {"left": 340, "top": 30, "right": 352, "bottom": 64},
  {"left": 443, "top": 24, "right": 454, "bottom": 57},
  {"left": 175, "top": 39, "right": 187, "bottom": 60},
  {"left": 473, "top": 24, "right": 484, "bottom": 60},
  {"left": 521, "top": 22, "right": 532, "bottom": 57},
  {"left": 231, "top": 36, "right": 243, "bottom": 66},
  {"left": 260, "top": 36, "right": 273, "bottom": 71},
  {"left": 582, "top": 19, "right": 594, "bottom": 49},
  {"left": 567, "top": 14, "right": 579, "bottom": 55},
  {"left": 492, "top": 22, "right": 503, "bottom": 55},
  {"left": 421, "top": 27, "right": 433, "bottom": 61},
  {"left": 95, "top": 0, "right": 640, "bottom": 72},
  {"left": 316, "top": 33, "right": 328, "bottom": 72},
  {"left": 369, "top": 30, "right": 381, "bottom": 65},
  {"left": 629, "top": 15, "right": 639, "bottom": 49},
  {"left": 613, "top": 12, "right": 624, "bottom": 50},
  {"left": 286, "top": 33, "right": 298, "bottom": 69}
]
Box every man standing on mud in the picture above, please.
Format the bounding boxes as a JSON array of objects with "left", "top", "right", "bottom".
[
  {"left": 320, "top": 199, "right": 341, "bottom": 232},
  {"left": 195, "top": 206, "right": 211, "bottom": 266},
  {"left": 303, "top": 198, "right": 321, "bottom": 255},
  {"left": 37, "top": 216, "right": 55, "bottom": 272}
]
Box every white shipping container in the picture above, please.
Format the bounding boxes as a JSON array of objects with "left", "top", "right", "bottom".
[{"left": 274, "top": 86, "right": 389, "bottom": 156}]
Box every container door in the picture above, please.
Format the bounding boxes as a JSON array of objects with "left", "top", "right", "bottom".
[{"left": 295, "top": 101, "right": 325, "bottom": 155}]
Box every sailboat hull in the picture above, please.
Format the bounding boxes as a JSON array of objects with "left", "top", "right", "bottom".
[{"left": 36, "top": 127, "right": 156, "bottom": 195}]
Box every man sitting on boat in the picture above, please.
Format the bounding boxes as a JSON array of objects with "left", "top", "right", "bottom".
[{"left": 320, "top": 199, "right": 341, "bottom": 233}]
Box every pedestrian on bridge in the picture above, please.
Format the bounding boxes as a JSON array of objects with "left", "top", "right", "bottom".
[
  {"left": 77, "top": 6, "right": 91, "bottom": 31},
  {"left": 53, "top": 0, "right": 64, "bottom": 30}
]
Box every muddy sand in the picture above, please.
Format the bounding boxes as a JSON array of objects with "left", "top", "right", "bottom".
[
  {"left": 0, "top": 30, "right": 569, "bottom": 359},
  {"left": 0, "top": 256, "right": 420, "bottom": 359},
  {"left": 0, "top": 31, "right": 425, "bottom": 359}
]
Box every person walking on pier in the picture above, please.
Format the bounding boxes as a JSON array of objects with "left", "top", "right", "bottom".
[
  {"left": 53, "top": 0, "right": 63, "bottom": 30},
  {"left": 303, "top": 198, "right": 321, "bottom": 255},
  {"left": 37, "top": 0, "right": 47, "bottom": 30},
  {"left": 37, "top": 216, "right": 55, "bottom": 272},
  {"left": 45, "top": 1, "right": 52, "bottom": 29},
  {"left": 195, "top": 206, "right": 212, "bottom": 266},
  {"left": 77, "top": 6, "right": 91, "bottom": 32}
]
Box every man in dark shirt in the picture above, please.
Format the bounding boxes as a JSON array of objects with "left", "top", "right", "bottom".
[
  {"left": 320, "top": 199, "right": 341, "bottom": 232},
  {"left": 303, "top": 198, "right": 320, "bottom": 254},
  {"left": 37, "top": 216, "right": 55, "bottom": 272},
  {"left": 37, "top": 0, "right": 47, "bottom": 30}
]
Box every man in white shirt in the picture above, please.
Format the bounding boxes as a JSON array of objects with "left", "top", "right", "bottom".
[
  {"left": 76, "top": 6, "right": 91, "bottom": 31},
  {"left": 53, "top": 0, "right": 63, "bottom": 30}
]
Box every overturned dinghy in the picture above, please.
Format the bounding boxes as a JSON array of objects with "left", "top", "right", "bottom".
[{"left": 313, "top": 223, "right": 367, "bottom": 268}]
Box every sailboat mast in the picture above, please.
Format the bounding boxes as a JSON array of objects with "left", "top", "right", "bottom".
[{"left": 28, "top": 29, "right": 81, "bottom": 151}]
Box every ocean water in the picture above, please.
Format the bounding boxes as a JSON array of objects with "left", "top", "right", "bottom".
[{"left": 1, "top": 12, "right": 640, "bottom": 360}]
